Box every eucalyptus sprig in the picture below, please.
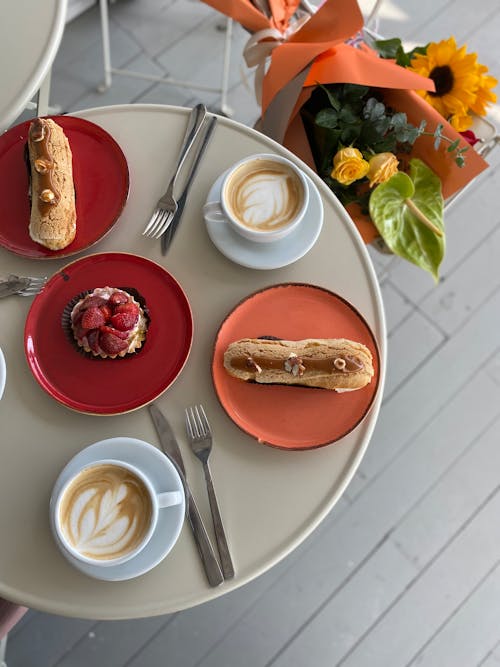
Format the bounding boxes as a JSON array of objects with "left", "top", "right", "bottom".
[{"left": 314, "top": 85, "right": 467, "bottom": 168}]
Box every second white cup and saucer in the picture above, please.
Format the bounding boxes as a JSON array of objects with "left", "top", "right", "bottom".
[
  {"left": 203, "top": 153, "right": 324, "bottom": 270},
  {"left": 49, "top": 437, "right": 185, "bottom": 582}
]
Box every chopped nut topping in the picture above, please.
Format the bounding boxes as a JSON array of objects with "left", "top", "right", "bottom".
[
  {"left": 40, "top": 188, "right": 56, "bottom": 203},
  {"left": 345, "top": 355, "right": 364, "bottom": 370},
  {"left": 30, "top": 121, "right": 45, "bottom": 142},
  {"left": 334, "top": 357, "right": 347, "bottom": 371},
  {"left": 284, "top": 353, "right": 305, "bottom": 377},
  {"left": 245, "top": 356, "right": 262, "bottom": 374},
  {"left": 34, "top": 158, "right": 51, "bottom": 174}
]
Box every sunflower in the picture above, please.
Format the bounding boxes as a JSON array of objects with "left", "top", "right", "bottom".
[
  {"left": 408, "top": 37, "right": 496, "bottom": 131},
  {"left": 470, "top": 64, "right": 498, "bottom": 117}
]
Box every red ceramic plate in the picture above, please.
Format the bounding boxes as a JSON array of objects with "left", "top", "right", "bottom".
[
  {"left": 212, "top": 283, "right": 380, "bottom": 450},
  {"left": 24, "top": 253, "right": 193, "bottom": 414},
  {"left": 0, "top": 115, "right": 129, "bottom": 259}
]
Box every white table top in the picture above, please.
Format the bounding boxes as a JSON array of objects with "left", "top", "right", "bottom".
[
  {"left": 0, "top": 104, "right": 386, "bottom": 619},
  {"left": 0, "top": 0, "right": 67, "bottom": 131}
]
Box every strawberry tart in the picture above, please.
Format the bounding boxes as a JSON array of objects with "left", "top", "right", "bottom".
[{"left": 68, "top": 287, "right": 148, "bottom": 359}]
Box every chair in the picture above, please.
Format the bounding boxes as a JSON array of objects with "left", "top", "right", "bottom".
[
  {"left": 98, "top": 0, "right": 234, "bottom": 116},
  {"left": 0, "top": 599, "right": 28, "bottom": 667}
]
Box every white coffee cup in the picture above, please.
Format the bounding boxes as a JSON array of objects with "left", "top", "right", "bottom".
[
  {"left": 52, "top": 458, "right": 183, "bottom": 568},
  {"left": 204, "top": 153, "right": 309, "bottom": 243}
]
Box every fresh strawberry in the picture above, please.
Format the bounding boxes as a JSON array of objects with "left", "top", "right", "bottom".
[
  {"left": 110, "top": 311, "right": 138, "bottom": 331},
  {"left": 81, "top": 306, "right": 106, "bottom": 329},
  {"left": 87, "top": 329, "right": 100, "bottom": 353},
  {"left": 73, "top": 326, "right": 89, "bottom": 340},
  {"left": 99, "top": 325, "right": 129, "bottom": 340},
  {"left": 99, "top": 304, "right": 113, "bottom": 322},
  {"left": 109, "top": 291, "right": 129, "bottom": 306},
  {"left": 99, "top": 331, "right": 128, "bottom": 355},
  {"left": 71, "top": 309, "right": 84, "bottom": 327},
  {"left": 114, "top": 302, "right": 139, "bottom": 316},
  {"left": 81, "top": 296, "right": 107, "bottom": 309}
]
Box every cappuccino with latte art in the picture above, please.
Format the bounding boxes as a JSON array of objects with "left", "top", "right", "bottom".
[
  {"left": 224, "top": 159, "right": 304, "bottom": 232},
  {"left": 53, "top": 456, "right": 183, "bottom": 568},
  {"left": 58, "top": 463, "right": 153, "bottom": 561},
  {"left": 203, "top": 154, "right": 309, "bottom": 244}
]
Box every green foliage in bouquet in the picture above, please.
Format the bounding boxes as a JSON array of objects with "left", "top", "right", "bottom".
[
  {"left": 372, "top": 38, "right": 428, "bottom": 67},
  {"left": 302, "top": 83, "right": 465, "bottom": 210},
  {"left": 300, "top": 83, "right": 465, "bottom": 280}
]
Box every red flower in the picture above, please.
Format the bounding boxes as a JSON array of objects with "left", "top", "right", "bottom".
[{"left": 459, "top": 130, "right": 480, "bottom": 146}]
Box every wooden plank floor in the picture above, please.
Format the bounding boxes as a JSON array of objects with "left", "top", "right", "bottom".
[{"left": 5, "top": 1, "right": 500, "bottom": 665}]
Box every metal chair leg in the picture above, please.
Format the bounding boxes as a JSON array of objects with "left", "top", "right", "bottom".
[
  {"left": 0, "top": 634, "right": 7, "bottom": 667},
  {"left": 98, "top": 0, "right": 113, "bottom": 92},
  {"left": 219, "top": 17, "right": 234, "bottom": 117},
  {"left": 36, "top": 69, "right": 52, "bottom": 117}
]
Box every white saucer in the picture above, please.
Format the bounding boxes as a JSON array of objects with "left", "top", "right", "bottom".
[
  {"left": 49, "top": 437, "right": 185, "bottom": 582},
  {"left": 204, "top": 169, "right": 324, "bottom": 270},
  {"left": 0, "top": 347, "right": 5, "bottom": 400}
]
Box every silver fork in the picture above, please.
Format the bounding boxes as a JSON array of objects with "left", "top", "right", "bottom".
[
  {"left": 143, "top": 104, "right": 207, "bottom": 239},
  {"left": 0, "top": 274, "right": 47, "bottom": 298},
  {"left": 185, "top": 404, "right": 235, "bottom": 580}
]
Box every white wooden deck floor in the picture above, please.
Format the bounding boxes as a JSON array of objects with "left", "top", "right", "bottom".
[{"left": 5, "top": 1, "right": 500, "bottom": 665}]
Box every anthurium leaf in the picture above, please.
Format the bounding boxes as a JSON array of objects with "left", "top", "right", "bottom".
[{"left": 369, "top": 159, "right": 445, "bottom": 281}]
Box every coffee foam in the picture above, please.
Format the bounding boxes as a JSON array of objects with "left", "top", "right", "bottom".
[
  {"left": 225, "top": 159, "right": 303, "bottom": 231},
  {"left": 59, "top": 463, "right": 153, "bottom": 560}
]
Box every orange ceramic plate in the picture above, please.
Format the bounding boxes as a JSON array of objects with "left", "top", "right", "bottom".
[{"left": 212, "top": 283, "right": 380, "bottom": 450}]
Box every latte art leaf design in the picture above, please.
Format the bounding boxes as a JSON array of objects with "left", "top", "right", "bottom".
[
  {"left": 227, "top": 162, "right": 303, "bottom": 232},
  {"left": 60, "top": 464, "right": 152, "bottom": 560}
]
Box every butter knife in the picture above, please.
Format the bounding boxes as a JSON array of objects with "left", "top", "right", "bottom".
[
  {"left": 161, "top": 115, "right": 218, "bottom": 255},
  {"left": 148, "top": 403, "right": 224, "bottom": 587}
]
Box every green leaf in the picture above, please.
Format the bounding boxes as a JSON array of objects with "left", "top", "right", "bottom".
[
  {"left": 369, "top": 159, "right": 445, "bottom": 281},
  {"left": 373, "top": 39, "right": 429, "bottom": 67},
  {"left": 317, "top": 83, "right": 341, "bottom": 111},
  {"left": 389, "top": 112, "right": 408, "bottom": 129},
  {"left": 315, "top": 108, "right": 338, "bottom": 129},
  {"left": 373, "top": 38, "right": 402, "bottom": 59},
  {"left": 364, "top": 98, "right": 386, "bottom": 121}
]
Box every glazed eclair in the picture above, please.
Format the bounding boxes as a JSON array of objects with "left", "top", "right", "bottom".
[
  {"left": 28, "top": 118, "right": 76, "bottom": 250},
  {"left": 223, "top": 337, "right": 374, "bottom": 391}
]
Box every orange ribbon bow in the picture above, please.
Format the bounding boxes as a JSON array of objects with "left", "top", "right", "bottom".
[{"left": 201, "top": 0, "right": 435, "bottom": 120}]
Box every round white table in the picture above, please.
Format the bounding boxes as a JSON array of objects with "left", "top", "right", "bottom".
[
  {"left": 0, "top": 0, "right": 67, "bottom": 131},
  {"left": 0, "top": 104, "right": 386, "bottom": 619}
]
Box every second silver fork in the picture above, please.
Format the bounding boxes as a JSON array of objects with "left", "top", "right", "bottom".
[
  {"left": 143, "top": 103, "right": 207, "bottom": 239},
  {"left": 185, "top": 404, "right": 235, "bottom": 580},
  {"left": 0, "top": 274, "right": 47, "bottom": 298}
]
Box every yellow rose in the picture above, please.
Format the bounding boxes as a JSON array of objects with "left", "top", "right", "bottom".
[
  {"left": 367, "top": 152, "right": 399, "bottom": 188},
  {"left": 331, "top": 147, "right": 370, "bottom": 186}
]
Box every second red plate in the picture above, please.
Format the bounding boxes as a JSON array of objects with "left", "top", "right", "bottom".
[{"left": 24, "top": 253, "right": 193, "bottom": 414}]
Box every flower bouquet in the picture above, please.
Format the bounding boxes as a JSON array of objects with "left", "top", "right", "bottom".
[
  {"left": 300, "top": 37, "right": 497, "bottom": 280},
  {"left": 199, "top": 0, "right": 496, "bottom": 280}
]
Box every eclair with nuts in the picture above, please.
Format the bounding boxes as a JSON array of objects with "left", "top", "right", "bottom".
[
  {"left": 27, "top": 118, "right": 76, "bottom": 250},
  {"left": 223, "top": 338, "right": 374, "bottom": 391}
]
